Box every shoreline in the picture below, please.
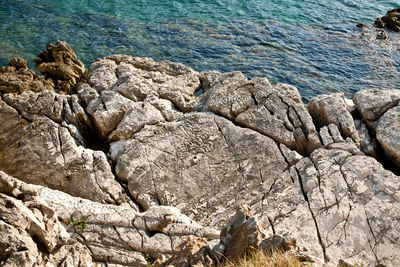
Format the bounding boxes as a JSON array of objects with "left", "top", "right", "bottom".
[{"left": 0, "top": 42, "right": 399, "bottom": 266}]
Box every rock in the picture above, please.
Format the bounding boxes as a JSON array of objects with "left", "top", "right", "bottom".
[
  {"left": 110, "top": 112, "right": 289, "bottom": 227},
  {"left": 353, "top": 89, "right": 400, "bottom": 127},
  {"left": 376, "top": 30, "right": 389, "bottom": 40},
  {"left": 1, "top": 53, "right": 400, "bottom": 267},
  {"left": 375, "top": 9, "right": 400, "bottom": 32},
  {"left": 308, "top": 93, "right": 360, "bottom": 145},
  {"left": 376, "top": 104, "right": 400, "bottom": 168},
  {"left": 0, "top": 94, "right": 129, "bottom": 205},
  {"left": 9, "top": 57, "right": 27, "bottom": 69},
  {"left": 0, "top": 172, "right": 93, "bottom": 266},
  {"left": 0, "top": 171, "right": 219, "bottom": 266},
  {"left": 355, "top": 120, "right": 376, "bottom": 157},
  {"left": 154, "top": 236, "right": 214, "bottom": 267},
  {"left": 294, "top": 147, "right": 400, "bottom": 265},
  {"left": 35, "top": 41, "right": 85, "bottom": 93},
  {"left": 219, "top": 204, "right": 266, "bottom": 261},
  {"left": 195, "top": 72, "right": 320, "bottom": 154},
  {"left": 0, "top": 57, "right": 54, "bottom": 94}
]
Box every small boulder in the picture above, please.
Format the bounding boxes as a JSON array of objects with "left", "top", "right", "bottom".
[
  {"left": 0, "top": 57, "right": 54, "bottom": 94},
  {"left": 35, "top": 41, "right": 85, "bottom": 93},
  {"left": 375, "top": 9, "right": 400, "bottom": 32}
]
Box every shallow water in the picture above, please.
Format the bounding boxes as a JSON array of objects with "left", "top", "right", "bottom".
[{"left": 1, "top": 0, "right": 399, "bottom": 100}]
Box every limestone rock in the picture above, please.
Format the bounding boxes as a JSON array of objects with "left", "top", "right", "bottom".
[
  {"left": 355, "top": 120, "right": 376, "bottom": 157},
  {"left": 83, "top": 57, "right": 320, "bottom": 154},
  {"left": 0, "top": 171, "right": 219, "bottom": 266},
  {"left": 0, "top": 95, "right": 128, "bottom": 205},
  {"left": 0, "top": 57, "right": 54, "bottom": 94},
  {"left": 353, "top": 89, "right": 400, "bottom": 127},
  {"left": 376, "top": 104, "right": 400, "bottom": 168},
  {"left": 308, "top": 93, "right": 360, "bottom": 145},
  {"left": 86, "top": 55, "right": 200, "bottom": 112},
  {"left": 154, "top": 236, "right": 214, "bottom": 267},
  {"left": 110, "top": 112, "right": 289, "bottom": 227},
  {"left": 35, "top": 41, "right": 85, "bottom": 93},
  {"left": 0, "top": 171, "right": 93, "bottom": 266},
  {"left": 294, "top": 148, "right": 400, "bottom": 265},
  {"left": 220, "top": 205, "right": 266, "bottom": 261}
]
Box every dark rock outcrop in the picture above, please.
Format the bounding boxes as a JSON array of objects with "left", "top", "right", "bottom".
[
  {"left": 35, "top": 41, "right": 85, "bottom": 93},
  {"left": 0, "top": 57, "right": 54, "bottom": 94},
  {"left": 375, "top": 8, "right": 400, "bottom": 32}
]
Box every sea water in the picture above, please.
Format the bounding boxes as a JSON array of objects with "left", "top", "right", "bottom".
[{"left": 0, "top": 0, "right": 399, "bottom": 101}]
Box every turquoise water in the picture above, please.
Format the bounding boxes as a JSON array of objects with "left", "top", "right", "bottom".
[{"left": 1, "top": 0, "right": 399, "bottom": 100}]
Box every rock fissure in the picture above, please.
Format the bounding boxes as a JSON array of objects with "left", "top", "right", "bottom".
[{"left": 295, "top": 165, "right": 328, "bottom": 263}]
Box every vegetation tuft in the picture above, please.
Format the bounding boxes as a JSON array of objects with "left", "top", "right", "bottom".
[{"left": 62, "top": 215, "right": 90, "bottom": 234}]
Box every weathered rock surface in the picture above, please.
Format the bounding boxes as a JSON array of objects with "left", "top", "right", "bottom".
[
  {"left": 219, "top": 204, "right": 267, "bottom": 261},
  {"left": 376, "top": 104, "right": 400, "bottom": 168},
  {"left": 0, "top": 171, "right": 219, "bottom": 266},
  {"left": 294, "top": 147, "right": 400, "bottom": 265},
  {"left": 110, "top": 112, "right": 288, "bottom": 227},
  {"left": 0, "top": 171, "right": 93, "bottom": 266},
  {"left": 0, "top": 92, "right": 128, "bottom": 205},
  {"left": 353, "top": 89, "right": 400, "bottom": 168},
  {"left": 1, "top": 52, "right": 400, "bottom": 266},
  {"left": 0, "top": 57, "right": 54, "bottom": 94},
  {"left": 308, "top": 93, "right": 360, "bottom": 145},
  {"left": 375, "top": 8, "right": 400, "bottom": 32},
  {"left": 35, "top": 41, "right": 85, "bottom": 93}
]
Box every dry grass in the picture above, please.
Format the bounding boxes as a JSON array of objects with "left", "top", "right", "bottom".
[{"left": 221, "top": 249, "right": 311, "bottom": 267}]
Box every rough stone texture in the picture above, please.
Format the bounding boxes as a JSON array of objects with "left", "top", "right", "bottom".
[
  {"left": 196, "top": 72, "right": 321, "bottom": 154},
  {"left": 110, "top": 112, "right": 289, "bottom": 227},
  {"left": 154, "top": 236, "right": 214, "bottom": 267},
  {"left": 1, "top": 53, "right": 400, "bottom": 267},
  {"left": 375, "top": 8, "right": 400, "bottom": 32},
  {"left": 308, "top": 93, "right": 360, "bottom": 145},
  {"left": 376, "top": 104, "right": 400, "bottom": 168},
  {"left": 0, "top": 171, "right": 93, "bottom": 267},
  {"left": 0, "top": 57, "right": 54, "bottom": 94},
  {"left": 219, "top": 204, "right": 266, "bottom": 261},
  {"left": 35, "top": 41, "right": 85, "bottom": 93},
  {"left": 294, "top": 147, "right": 400, "bottom": 266},
  {"left": 83, "top": 56, "right": 320, "bottom": 155},
  {"left": 0, "top": 171, "right": 219, "bottom": 266},
  {"left": 354, "top": 120, "right": 376, "bottom": 157},
  {"left": 353, "top": 89, "right": 400, "bottom": 128},
  {"left": 0, "top": 93, "right": 129, "bottom": 205}
]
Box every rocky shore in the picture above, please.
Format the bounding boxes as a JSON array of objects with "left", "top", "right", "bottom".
[{"left": 0, "top": 42, "right": 399, "bottom": 266}]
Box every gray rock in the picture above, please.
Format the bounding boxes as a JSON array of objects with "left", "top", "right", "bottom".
[
  {"left": 0, "top": 171, "right": 218, "bottom": 267},
  {"left": 294, "top": 148, "right": 400, "bottom": 265},
  {"left": 353, "top": 89, "right": 400, "bottom": 125},
  {"left": 0, "top": 95, "right": 129, "bottom": 205},
  {"left": 308, "top": 93, "right": 360, "bottom": 145},
  {"left": 376, "top": 104, "right": 400, "bottom": 168},
  {"left": 0, "top": 172, "right": 93, "bottom": 267},
  {"left": 110, "top": 112, "right": 289, "bottom": 228}
]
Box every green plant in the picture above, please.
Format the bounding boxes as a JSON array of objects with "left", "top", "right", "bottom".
[
  {"left": 145, "top": 253, "right": 155, "bottom": 267},
  {"left": 62, "top": 215, "right": 90, "bottom": 234}
]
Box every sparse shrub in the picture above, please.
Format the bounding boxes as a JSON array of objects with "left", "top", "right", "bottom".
[{"left": 62, "top": 215, "right": 90, "bottom": 234}]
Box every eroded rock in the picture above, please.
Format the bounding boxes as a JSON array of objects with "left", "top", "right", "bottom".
[
  {"left": 0, "top": 171, "right": 93, "bottom": 266},
  {"left": 35, "top": 41, "right": 85, "bottom": 93},
  {"left": 375, "top": 9, "right": 400, "bottom": 32},
  {"left": 0, "top": 95, "right": 128, "bottom": 205},
  {"left": 0, "top": 57, "right": 54, "bottom": 94},
  {"left": 110, "top": 112, "right": 289, "bottom": 228},
  {"left": 376, "top": 104, "right": 400, "bottom": 168},
  {"left": 0, "top": 171, "right": 219, "bottom": 266},
  {"left": 308, "top": 93, "right": 360, "bottom": 145}
]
